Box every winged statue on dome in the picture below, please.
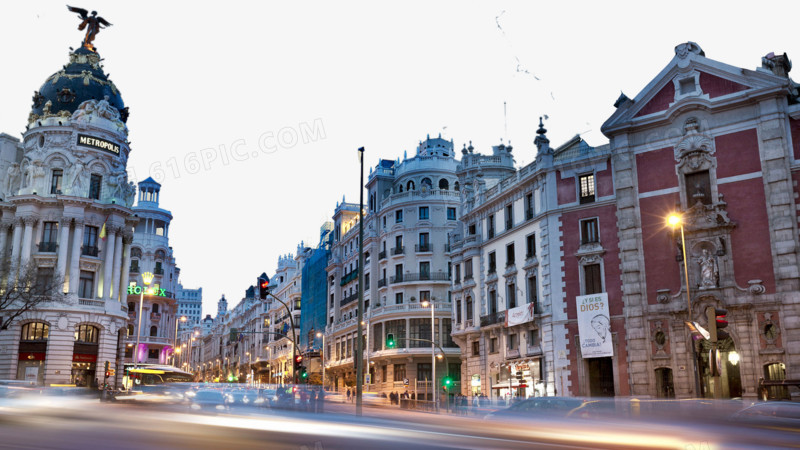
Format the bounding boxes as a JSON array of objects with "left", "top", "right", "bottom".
[{"left": 67, "top": 5, "right": 112, "bottom": 52}]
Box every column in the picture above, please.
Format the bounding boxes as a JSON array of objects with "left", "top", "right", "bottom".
[
  {"left": 9, "top": 218, "right": 22, "bottom": 272},
  {"left": 0, "top": 221, "right": 11, "bottom": 257},
  {"left": 56, "top": 218, "right": 72, "bottom": 286},
  {"left": 405, "top": 317, "right": 410, "bottom": 349},
  {"left": 69, "top": 220, "right": 84, "bottom": 295},
  {"left": 119, "top": 234, "right": 132, "bottom": 304},
  {"left": 102, "top": 226, "right": 117, "bottom": 299},
  {"left": 111, "top": 232, "right": 123, "bottom": 301},
  {"left": 19, "top": 216, "right": 36, "bottom": 268}
]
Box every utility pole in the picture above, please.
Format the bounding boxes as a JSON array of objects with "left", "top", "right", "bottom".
[{"left": 356, "top": 146, "right": 365, "bottom": 416}]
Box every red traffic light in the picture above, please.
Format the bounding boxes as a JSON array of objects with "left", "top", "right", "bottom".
[{"left": 295, "top": 355, "right": 303, "bottom": 364}]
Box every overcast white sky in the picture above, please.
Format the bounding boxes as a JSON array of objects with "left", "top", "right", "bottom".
[{"left": 1, "top": 1, "right": 797, "bottom": 317}]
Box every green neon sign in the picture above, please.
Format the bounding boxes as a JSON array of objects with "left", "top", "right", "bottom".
[{"left": 127, "top": 283, "right": 167, "bottom": 297}]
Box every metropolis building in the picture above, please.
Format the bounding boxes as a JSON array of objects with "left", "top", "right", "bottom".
[
  {"left": 322, "top": 136, "right": 462, "bottom": 397},
  {"left": 0, "top": 41, "right": 137, "bottom": 386}
]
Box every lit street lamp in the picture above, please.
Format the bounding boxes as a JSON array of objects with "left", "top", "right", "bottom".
[
  {"left": 668, "top": 213, "right": 702, "bottom": 396},
  {"left": 134, "top": 272, "right": 155, "bottom": 371},
  {"left": 172, "top": 316, "right": 187, "bottom": 367}
]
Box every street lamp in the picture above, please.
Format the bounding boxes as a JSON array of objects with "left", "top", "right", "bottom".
[
  {"left": 173, "top": 316, "right": 187, "bottom": 367},
  {"left": 421, "top": 299, "right": 437, "bottom": 410},
  {"left": 668, "top": 213, "right": 702, "bottom": 396},
  {"left": 134, "top": 272, "right": 155, "bottom": 371},
  {"left": 316, "top": 332, "right": 325, "bottom": 389}
]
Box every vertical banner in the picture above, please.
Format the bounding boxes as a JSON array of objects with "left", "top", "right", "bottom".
[{"left": 576, "top": 293, "right": 613, "bottom": 358}]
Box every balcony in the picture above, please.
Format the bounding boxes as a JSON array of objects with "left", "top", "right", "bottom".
[
  {"left": 480, "top": 310, "right": 506, "bottom": 327},
  {"left": 37, "top": 242, "right": 57, "bottom": 253},
  {"left": 150, "top": 312, "right": 162, "bottom": 322},
  {"left": 415, "top": 243, "right": 431, "bottom": 253},
  {"left": 390, "top": 272, "right": 449, "bottom": 283},
  {"left": 81, "top": 245, "right": 99, "bottom": 257},
  {"left": 129, "top": 263, "right": 140, "bottom": 273},
  {"left": 378, "top": 250, "right": 387, "bottom": 260},
  {"left": 340, "top": 292, "right": 358, "bottom": 307},
  {"left": 525, "top": 209, "right": 534, "bottom": 221},
  {"left": 392, "top": 246, "right": 404, "bottom": 256},
  {"left": 378, "top": 278, "right": 387, "bottom": 288},
  {"left": 340, "top": 270, "right": 359, "bottom": 286}
]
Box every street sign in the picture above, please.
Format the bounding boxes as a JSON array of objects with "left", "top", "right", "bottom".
[
  {"left": 366, "top": 374, "right": 371, "bottom": 384},
  {"left": 686, "top": 321, "right": 710, "bottom": 340},
  {"left": 403, "top": 378, "right": 409, "bottom": 386}
]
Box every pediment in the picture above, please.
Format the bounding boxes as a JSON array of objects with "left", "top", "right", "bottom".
[{"left": 602, "top": 44, "right": 790, "bottom": 135}]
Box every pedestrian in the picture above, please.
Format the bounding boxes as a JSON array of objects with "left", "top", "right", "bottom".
[
  {"left": 317, "top": 387, "right": 325, "bottom": 413},
  {"left": 309, "top": 388, "right": 317, "bottom": 413},
  {"left": 346, "top": 388, "right": 351, "bottom": 402}
]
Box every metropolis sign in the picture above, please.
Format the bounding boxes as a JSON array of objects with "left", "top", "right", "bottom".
[{"left": 77, "top": 134, "right": 120, "bottom": 156}]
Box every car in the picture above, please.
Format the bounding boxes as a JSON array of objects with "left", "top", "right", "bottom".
[
  {"left": 731, "top": 402, "right": 800, "bottom": 428},
  {"left": 190, "top": 389, "right": 227, "bottom": 411},
  {"left": 225, "top": 389, "right": 252, "bottom": 406},
  {"left": 485, "top": 397, "right": 600, "bottom": 420}
]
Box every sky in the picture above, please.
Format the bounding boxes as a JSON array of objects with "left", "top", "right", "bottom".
[{"left": 1, "top": 1, "right": 798, "bottom": 317}]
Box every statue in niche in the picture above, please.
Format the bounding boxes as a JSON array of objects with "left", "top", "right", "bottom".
[
  {"left": 106, "top": 170, "right": 126, "bottom": 201},
  {"left": 698, "top": 248, "right": 718, "bottom": 288},
  {"left": 66, "top": 160, "right": 87, "bottom": 195},
  {"left": 30, "top": 160, "right": 46, "bottom": 193}
]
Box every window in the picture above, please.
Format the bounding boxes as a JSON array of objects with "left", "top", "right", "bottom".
[
  {"left": 41, "top": 221, "right": 58, "bottom": 247},
  {"left": 466, "top": 296, "right": 473, "bottom": 321},
  {"left": 395, "top": 292, "right": 404, "bottom": 305},
  {"left": 407, "top": 180, "right": 415, "bottom": 191},
  {"left": 88, "top": 174, "right": 102, "bottom": 200},
  {"left": 50, "top": 169, "right": 63, "bottom": 194},
  {"left": 83, "top": 225, "right": 99, "bottom": 256},
  {"left": 381, "top": 365, "right": 388, "bottom": 382},
  {"left": 489, "top": 337, "right": 498, "bottom": 353},
  {"left": 127, "top": 324, "right": 134, "bottom": 336},
  {"left": 393, "top": 364, "right": 406, "bottom": 382},
  {"left": 395, "top": 235, "right": 403, "bottom": 253},
  {"left": 439, "top": 178, "right": 449, "bottom": 190},
  {"left": 148, "top": 348, "right": 159, "bottom": 359},
  {"left": 78, "top": 270, "right": 94, "bottom": 298},
  {"left": 468, "top": 224, "right": 476, "bottom": 235},
  {"left": 472, "top": 341, "right": 480, "bottom": 356},
  {"left": 525, "top": 193, "right": 534, "bottom": 220},
  {"left": 527, "top": 275, "right": 538, "bottom": 310},
  {"left": 35, "top": 268, "right": 54, "bottom": 294},
  {"left": 507, "top": 283, "right": 516, "bottom": 309},
  {"left": 454, "top": 264, "right": 461, "bottom": 283},
  {"left": 685, "top": 170, "right": 711, "bottom": 205},
  {"left": 464, "top": 259, "right": 473, "bottom": 280},
  {"left": 419, "top": 290, "right": 430, "bottom": 304},
  {"left": 394, "top": 263, "right": 403, "bottom": 281},
  {"left": 395, "top": 209, "right": 403, "bottom": 223},
  {"left": 382, "top": 216, "right": 386, "bottom": 228},
  {"left": 505, "top": 204, "right": 513, "bottom": 230},
  {"left": 487, "top": 215, "right": 495, "bottom": 238},
  {"left": 409, "top": 318, "right": 431, "bottom": 347},
  {"left": 584, "top": 263, "right": 602, "bottom": 295},
  {"left": 419, "top": 206, "right": 429, "bottom": 220},
  {"left": 150, "top": 326, "right": 157, "bottom": 337},
  {"left": 489, "top": 290, "right": 497, "bottom": 315},
  {"left": 528, "top": 329, "right": 538, "bottom": 347},
  {"left": 447, "top": 207, "right": 457, "bottom": 220},
  {"left": 508, "top": 333, "right": 517, "bottom": 350},
  {"left": 417, "top": 363, "right": 432, "bottom": 381},
  {"left": 488, "top": 252, "right": 496, "bottom": 274},
  {"left": 419, "top": 261, "right": 430, "bottom": 278},
  {"left": 74, "top": 325, "right": 98, "bottom": 343},
  {"left": 418, "top": 232, "right": 430, "bottom": 252},
  {"left": 456, "top": 300, "right": 462, "bottom": 323},
  {"left": 579, "top": 173, "right": 595, "bottom": 204},
  {"left": 128, "top": 302, "right": 135, "bottom": 312},
  {"left": 506, "top": 243, "right": 515, "bottom": 267},
  {"left": 152, "top": 304, "right": 159, "bottom": 314},
  {"left": 526, "top": 234, "right": 536, "bottom": 258},
  {"left": 21, "top": 322, "right": 49, "bottom": 341},
  {"left": 581, "top": 218, "right": 599, "bottom": 244}
]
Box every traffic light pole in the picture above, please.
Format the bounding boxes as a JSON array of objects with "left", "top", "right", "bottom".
[
  {"left": 392, "top": 336, "right": 450, "bottom": 409},
  {"left": 356, "top": 146, "right": 365, "bottom": 417}
]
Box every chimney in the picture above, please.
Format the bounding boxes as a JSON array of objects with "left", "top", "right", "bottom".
[{"left": 762, "top": 52, "right": 792, "bottom": 77}]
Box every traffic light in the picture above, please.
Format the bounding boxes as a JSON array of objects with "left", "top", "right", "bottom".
[
  {"left": 107, "top": 369, "right": 116, "bottom": 377},
  {"left": 229, "top": 327, "right": 238, "bottom": 342},
  {"left": 706, "top": 307, "right": 729, "bottom": 341},
  {"left": 104, "top": 360, "right": 110, "bottom": 372},
  {"left": 299, "top": 366, "right": 308, "bottom": 381},
  {"left": 442, "top": 376, "right": 453, "bottom": 390},
  {"left": 258, "top": 276, "right": 270, "bottom": 300},
  {"left": 386, "top": 333, "right": 396, "bottom": 349}
]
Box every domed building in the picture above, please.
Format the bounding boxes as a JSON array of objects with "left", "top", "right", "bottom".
[{"left": 0, "top": 37, "right": 138, "bottom": 386}]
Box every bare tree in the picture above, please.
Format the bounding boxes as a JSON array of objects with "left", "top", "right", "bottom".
[{"left": 0, "top": 260, "right": 67, "bottom": 331}]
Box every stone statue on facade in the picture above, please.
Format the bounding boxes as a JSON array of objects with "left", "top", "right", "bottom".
[
  {"left": 123, "top": 181, "right": 136, "bottom": 207},
  {"left": 4, "top": 163, "right": 20, "bottom": 198},
  {"left": 66, "top": 160, "right": 87, "bottom": 196},
  {"left": 699, "top": 248, "right": 718, "bottom": 288},
  {"left": 106, "top": 170, "right": 126, "bottom": 202},
  {"left": 30, "top": 160, "right": 46, "bottom": 194},
  {"left": 67, "top": 6, "right": 112, "bottom": 52},
  {"left": 71, "top": 100, "right": 97, "bottom": 123}
]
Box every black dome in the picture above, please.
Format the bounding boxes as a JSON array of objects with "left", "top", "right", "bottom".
[{"left": 31, "top": 47, "right": 126, "bottom": 121}]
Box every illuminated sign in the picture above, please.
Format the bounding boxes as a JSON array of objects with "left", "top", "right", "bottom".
[
  {"left": 77, "top": 134, "right": 120, "bottom": 156},
  {"left": 127, "top": 283, "right": 172, "bottom": 298}
]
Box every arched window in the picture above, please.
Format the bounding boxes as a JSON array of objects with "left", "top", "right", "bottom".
[
  {"left": 397, "top": 184, "right": 404, "bottom": 193},
  {"left": 407, "top": 180, "right": 415, "bottom": 191},
  {"left": 74, "top": 324, "right": 99, "bottom": 343},
  {"left": 20, "top": 322, "right": 49, "bottom": 341},
  {"left": 155, "top": 249, "right": 166, "bottom": 260},
  {"left": 127, "top": 324, "right": 134, "bottom": 336},
  {"left": 150, "top": 326, "right": 158, "bottom": 337},
  {"left": 152, "top": 304, "right": 159, "bottom": 314},
  {"left": 454, "top": 181, "right": 460, "bottom": 191},
  {"left": 439, "top": 178, "right": 449, "bottom": 190},
  {"left": 421, "top": 178, "right": 432, "bottom": 188},
  {"left": 130, "top": 247, "right": 142, "bottom": 259}
]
